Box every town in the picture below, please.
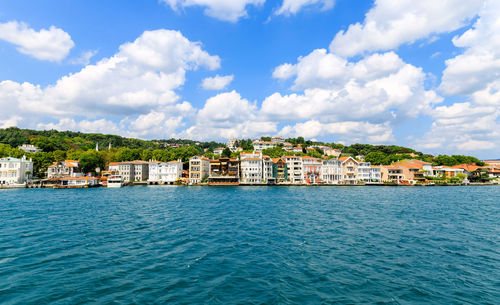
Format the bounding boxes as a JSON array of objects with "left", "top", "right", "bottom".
[{"left": 1, "top": 135, "right": 499, "bottom": 189}]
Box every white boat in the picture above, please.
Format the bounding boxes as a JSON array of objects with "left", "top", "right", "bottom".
[{"left": 107, "top": 175, "right": 124, "bottom": 188}]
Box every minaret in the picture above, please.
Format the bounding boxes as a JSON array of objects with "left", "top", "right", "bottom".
[
  {"left": 96, "top": 142, "right": 99, "bottom": 151},
  {"left": 108, "top": 143, "right": 112, "bottom": 150}
]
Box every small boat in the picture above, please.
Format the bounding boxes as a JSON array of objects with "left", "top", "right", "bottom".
[{"left": 107, "top": 175, "right": 124, "bottom": 188}]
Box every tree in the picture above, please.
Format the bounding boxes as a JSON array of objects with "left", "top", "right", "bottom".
[
  {"left": 221, "top": 147, "right": 232, "bottom": 158},
  {"left": 79, "top": 150, "right": 104, "bottom": 174}
]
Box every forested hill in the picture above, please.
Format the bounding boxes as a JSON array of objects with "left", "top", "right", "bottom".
[{"left": 0, "top": 127, "right": 222, "bottom": 151}]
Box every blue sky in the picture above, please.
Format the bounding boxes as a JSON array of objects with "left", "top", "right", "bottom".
[{"left": 0, "top": 0, "right": 499, "bottom": 158}]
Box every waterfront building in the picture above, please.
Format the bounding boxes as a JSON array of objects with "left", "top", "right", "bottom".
[
  {"left": 189, "top": 156, "right": 210, "bottom": 184},
  {"left": 358, "top": 162, "right": 372, "bottom": 182},
  {"left": 272, "top": 158, "right": 288, "bottom": 183},
  {"left": 108, "top": 160, "right": 149, "bottom": 182},
  {"left": 148, "top": 160, "right": 183, "bottom": 184},
  {"left": 340, "top": 156, "right": 359, "bottom": 184},
  {"left": 18, "top": 144, "right": 41, "bottom": 153},
  {"left": 283, "top": 155, "right": 303, "bottom": 183},
  {"left": 369, "top": 166, "right": 382, "bottom": 182},
  {"left": 0, "top": 156, "right": 33, "bottom": 185},
  {"left": 208, "top": 158, "right": 239, "bottom": 184},
  {"left": 321, "top": 158, "right": 342, "bottom": 184},
  {"left": 240, "top": 152, "right": 263, "bottom": 183},
  {"left": 47, "top": 160, "right": 82, "bottom": 178},
  {"left": 263, "top": 155, "right": 274, "bottom": 184},
  {"left": 56, "top": 177, "right": 100, "bottom": 188},
  {"left": 302, "top": 156, "right": 322, "bottom": 184}
]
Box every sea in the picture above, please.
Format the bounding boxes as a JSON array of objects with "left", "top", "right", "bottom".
[{"left": 0, "top": 186, "right": 499, "bottom": 304}]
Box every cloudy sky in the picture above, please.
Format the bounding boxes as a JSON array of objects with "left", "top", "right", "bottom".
[{"left": 0, "top": 0, "right": 499, "bottom": 158}]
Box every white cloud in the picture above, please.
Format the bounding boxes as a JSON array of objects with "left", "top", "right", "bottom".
[
  {"left": 440, "top": 0, "right": 500, "bottom": 96},
  {"left": 329, "top": 0, "right": 484, "bottom": 57},
  {"left": 275, "top": 0, "right": 334, "bottom": 16},
  {"left": 182, "top": 91, "right": 277, "bottom": 140},
  {"left": 267, "top": 50, "right": 441, "bottom": 124},
  {"left": 37, "top": 118, "right": 123, "bottom": 136},
  {"left": 0, "top": 21, "right": 74, "bottom": 61},
  {"left": 201, "top": 74, "right": 234, "bottom": 90},
  {"left": 162, "top": 0, "right": 265, "bottom": 22},
  {"left": 279, "top": 120, "right": 394, "bottom": 143},
  {"left": 70, "top": 49, "right": 98, "bottom": 65},
  {"left": 0, "top": 29, "right": 220, "bottom": 139},
  {"left": 416, "top": 0, "right": 500, "bottom": 154}
]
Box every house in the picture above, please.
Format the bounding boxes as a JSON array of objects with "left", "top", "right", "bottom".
[
  {"left": 226, "top": 138, "right": 238, "bottom": 151},
  {"left": 324, "top": 148, "right": 341, "bottom": 158},
  {"left": 272, "top": 158, "right": 288, "bottom": 183},
  {"left": 369, "top": 166, "right": 382, "bottom": 182},
  {"left": 357, "top": 162, "right": 372, "bottom": 182},
  {"left": 283, "top": 155, "right": 303, "bottom": 183},
  {"left": 282, "top": 142, "right": 294, "bottom": 151},
  {"left": 208, "top": 158, "right": 239, "bottom": 184},
  {"left": 47, "top": 160, "right": 82, "bottom": 178},
  {"left": 252, "top": 140, "right": 277, "bottom": 152},
  {"left": 0, "top": 156, "right": 33, "bottom": 185},
  {"left": 240, "top": 152, "right": 263, "bottom": 184},
  {"left": 302, "top": 156, "right": 322, "bottom": 184},
  {"left": 321, "top": 158, "right": 342, "bottom": 184},
  {"left": 148, "top": 160, "right": 183, "bottom": 184},
  {"left": 18, "top": 144, "right": 41, "bottom": 153},
  {"left": 189, "top": 156, "right": 210, "bottom": 184},
  {"left": 339, "top": 156, "right": 359, "bottom": 184},
  {"left": 108, "top": 160, "right": 149, "bottom": 182},
  {"left": 292, "top": 146, "right": 303, "bottom": 153},
  {"left": 271, "top": 136, "right": 285, "bottom": 144},
  {"left": 214, "top": 147, "right": 225, "bottom": 155}
]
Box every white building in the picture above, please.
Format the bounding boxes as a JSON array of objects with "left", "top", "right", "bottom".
[
  {"left": 321, "top": 159, "right": 342, "bottom": 184},
  {"left": 271, "top": 137, "right": 285, "bottom": 144},
  {"left": 282, "top": 142, "right": 294, "bottom": 151},
  {"left": 240, "top": 152, "right": 263, "bottom": 183},
  {"left": 0, "top": 156, "right": 33, "bottom": 185},
  {"left": 284, "top": 155, "right": 303, "bottom": 183},
  {"left": 148, "top": 160, "right": 183, "bottom": 184},
  {"left": 18, "top": 144, "right": 41, "bottom": 153},
  {"left": 263, "top": 155, "right": 274, "bottom": 183},
  {"left": 214, "top": 147, "right": 224, "bottom": 155},
  {"left": 324, "top": 148, "right": 341, "bottom": 158},
  {"left": 358, "top": 162, "right": 382, "bottom": 182},
  {"left": 252, "top": 140, "right": 277, "bottom": 152},
  {"left": 369, "top": 166, "right": 382, "bottom": 182},
  {"left": 189, "top": 156, "right": 211, "bottom": 184}
]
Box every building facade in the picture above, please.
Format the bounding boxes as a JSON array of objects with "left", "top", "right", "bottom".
[
  {"left": 340, "top": 156, "right": 359, "bottom": 184},
  {"left": 283, "top": 155, "right": 303, "bottom": 183},
  {"left": 0, "top": 156, "right": 33, "bottom": 185},
  {"left": 148, "top": 160, "right": 183, "bottom": 184},
  {"left": 208, "top": 158, "right": 239, "bottom": 184},
  {"left": 321, "top": 158, "right": 342, "bottom": 184},
  {"left": 189, "top": 156, "right": 210, "bottom": 184},
  {"left": 302, "top": 156, "right": 322, "bottom": 184},
  {"left": 108, "top": 161, "right": 149, "bottom": 182},
  {"left": 18, "top": 144, "right": 41, "bottom": 153},
  {"left": 47, "top": 160, "right": 82, "bottom": 178}
]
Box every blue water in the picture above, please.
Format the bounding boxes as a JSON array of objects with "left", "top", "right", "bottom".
[{"left": 0, "top": 186, "right": 499, "bottom": 304}]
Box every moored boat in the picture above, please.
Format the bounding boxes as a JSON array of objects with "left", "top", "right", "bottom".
[{"left": 107, "top": 175, "right": 124, "bottom": 188}]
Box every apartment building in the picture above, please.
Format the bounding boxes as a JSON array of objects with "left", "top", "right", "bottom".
[
  {"left": 283, "top": 155, "right": 303, "bottom": 183},
  {"left": 148, "top": 160, "right": 183, "bottom": 184},
  {"left": 208, "top": 158, "right": 239, "bottom": 184},
  {"left": 189, "top": 156, "right": 210, "bottom": 184},
  {"left": 109, "top": 160, "right": 149, "bottom": 182},
  {"left": 321, "top": 158, "right": 342, "bottom": 184},
  {"left": 340, "top": 156, "right": 359, "bottom": 184},
  {"left": 302, "top": 156, "right": 322, "bottom": 184}
]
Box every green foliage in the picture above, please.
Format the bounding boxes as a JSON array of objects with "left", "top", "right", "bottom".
[
  {"left": 0, "top": 143, "right": 25, "bottom": 158},
  {"left": 260, "top": 137, "right": 271, "bottom": 141},
  {"left": 433, "top": 155, "right": 484, "bottom": 166},
  {"left": 79, "top": 150, "right": 104, "bottom": 174},
  {"left": 221, "top": 147, "right": 232, "bottom": 158}
]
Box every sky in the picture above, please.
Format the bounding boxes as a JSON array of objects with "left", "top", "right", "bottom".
[{"left": 0, "top": 0, "right": 499, "bottom": 158}]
